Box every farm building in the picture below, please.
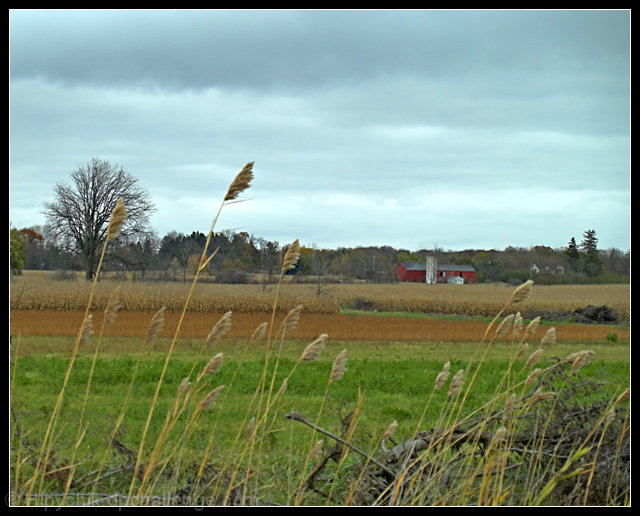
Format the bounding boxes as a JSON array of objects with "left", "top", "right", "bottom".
[{"left": 396, "top": 262, "right": 476, "bottom": 284}]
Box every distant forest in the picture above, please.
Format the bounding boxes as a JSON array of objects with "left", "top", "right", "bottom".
[{"left": 12, "top": 226, "right": 630, "bottom": 285}]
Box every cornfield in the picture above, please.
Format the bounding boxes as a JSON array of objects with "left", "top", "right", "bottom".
[{"left": 10, "top": 273, "right": 630, "bottom": 319}]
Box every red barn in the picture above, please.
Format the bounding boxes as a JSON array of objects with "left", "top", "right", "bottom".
[{"left": 396, "top": 262, "right": 476, "bottom": 284}]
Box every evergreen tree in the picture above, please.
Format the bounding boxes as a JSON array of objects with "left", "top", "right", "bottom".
[
  {"left": 565, "top": 237, "right": 581, "bottom": 278},
  {"left": 580, "top": 229, "right": 602, "bottom": 277}
]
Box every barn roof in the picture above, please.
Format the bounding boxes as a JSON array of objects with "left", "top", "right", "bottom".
[
  {"left": 399, "top": 262, "right": 475, "bottom": 272},
  {"left": 400, "top": 262, "right": 426, "bottom": 271}
]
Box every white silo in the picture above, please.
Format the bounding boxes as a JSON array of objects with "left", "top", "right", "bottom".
[{"left": 425, "top": 255, "right": 437, "bottom": 284}]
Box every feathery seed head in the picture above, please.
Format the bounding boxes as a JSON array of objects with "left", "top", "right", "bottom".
[
  {"left": 504, "top": 393, "right": 517, "bottom": 416},
  {"left": 198, "top": 385, "right": 225, "bottom": 411},
  {"left": 529, "top": 388, "right": 555, "bottom": 407},
  {"left": 434, "top": 361, "right": 451, "bottom": 391},
  {"left": 383, "top": 420, "right": 399, "bottom": 440},
  {"left": 329, "top": 349, "right": 348, "bottom": 384},
  {"left": 282, "top": 305, "right": 303, "bottom": 334},
  {"left": 206, "top": 311, "right": 232, "bottom": 347},
  {"left": 224, "top": 162, "right": 254, "bottom": 202},
  {"left": 525, "top": 349, "right": 544, "bottom": 369},
  {"left": 570, "top": 350, "right": 595, "bottom": 374},
  {"left": 106, "top": 198, "right": 127, "bottom": 243},
  {"left": 496, "top": 314, "right": 515, "bottom": 336},
  {"left": 251, "top": 322, "right": 268, "bottom": 342},
  {"left": 510, "top": 280, "right": 533, "bottom": 305},
  {"left": 513, "top": 312, "right": 523, "bottom": 336},
  {"left": 493, "top": 426, "right": 508, "bottom": 444},
  {"left": 104, "top": 287, "right": 121, "bottom": 326},
  {"left": 282, "top": 239, "right": 300, "bottom": 272},
  {"left": 448, "top": 369, "right": 465, "bottom": 397},
  {"left": 301, "top": 334, "right": 327, "bottom": 363},
  {"left": 526, "top": 316, "right": 541, "bottom": 335},
  {"left": 540, "top": 327, "right": 556, "bottom": 348},
  {"left": 79, "top": 314, "right": 94, "bottom": 346},
  {"left": 145, "top": 307, "right": 166, "bottom": 346},
  {"left": 178, "top": 377, "right": 191, "bottom": 395},
  {"left": 525, "top": 368, "right": 542, "bottom": 389},
  {"left": 204, "top": 352, "right": 224, "bottom": 376}
]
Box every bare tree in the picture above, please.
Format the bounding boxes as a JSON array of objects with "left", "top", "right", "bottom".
[{"left": 43, "top": 157, "right": 156, "bottom": 280}]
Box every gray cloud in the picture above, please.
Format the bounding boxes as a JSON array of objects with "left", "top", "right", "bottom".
[{"left": 9, "top": 9, "right": 630, "bottom": 251}]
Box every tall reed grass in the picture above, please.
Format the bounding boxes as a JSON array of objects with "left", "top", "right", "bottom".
[{"left": 9, "top": 164, "right": 629, "bottom": 506}]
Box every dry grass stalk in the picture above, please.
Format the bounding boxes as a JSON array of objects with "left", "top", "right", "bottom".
[
  {"left": 145, "top": 306, "right": 166, "bottom": 344},
  {"left": 278, "top": 377, "right": 288, "bottom": 396},
  {"left": 300, "top": 334, "right": 327, "bottom": 363},
  {"left": 104, "top": 288, "right": 121, "bottom": 326},
  {"left": 224, "top": 162, "right": 254, "bottom": 202},
  {"left": 495, "top": 314, "right": 515, "bottom": 336},
  {"left": 382, "top": 420, "right": 399, "bottom": 440},
  {"left": 529, "top": 388, "right": 555, "bottom": 407},
  {"left": 206, "top": 311, "right": 232, "bottom": 347},
  {"left": 615, "top": 388, "right": 630, "bottom": 404},
  {"left": 570, "top": 350, "right": 595, "bottom": 374},
  {"left": 247, "top": 417, "right": 256, "bottom": 442},
  {"left": 282, "top": 239, "right": 300, "bottom": 272},
  {"left": 434, "top": 361, "right": 451, "bottom": 391},
  {"left": 510, "top": 280, "right": 534, "bottom": 305},
  {"left": 251, "top": 322, "right": 268, "bottom": 342},
  {"left": 177, "top": 377, "right": 191, "bottom": 395},
  {"left": 540, "top": 327, "right": 556, "bottom": 348},
  {"left": 513, "top": 312, "right": 523, "bottom": 337},
  {"left": 526, "top": 316, "right": 541, "bottom": 335},
  {"left": 492, "top": 426, "right": 508, "bottom": 444},
  {"left": 448, "top": 369, "right": 465, "bottom": 397},
  {"left": 515, "top": 343, "right": 529, "bottom": 359},
  {"left": 329, "top": 349, "right": 348, "bottom": 384},
  {"left": 525, "top": 349, "right": 544, "bottom": 369},
  {"left": 203, "top": 352, "right": 224, "bottom": 376},
  {"left": 309, "top": 440, "right": 324, "bottom": 460},
  {"left": 198, "top": 385, "right": 225, "bottom": 411},
  {"left": 282, "top": 305, "right": 303, "bottom": 334},
  {"left": 79, "top": 314, "right": 94, "bottom": 346},
  {"left": 504, "top": 393, "right": 517, "bottom": 416},
  {"left": 525, "top": 368, "right": 542, "bottom": 389},
  {"left": 105, "top": 198, "right": 127, "bottom": 243}
]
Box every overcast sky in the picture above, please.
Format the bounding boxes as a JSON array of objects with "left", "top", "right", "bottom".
[{"left": 9, "top": 9, "right": 631, "bottom": 252}]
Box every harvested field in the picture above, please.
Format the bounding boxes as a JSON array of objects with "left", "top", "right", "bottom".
[
  {"left": 9, "top": 274, "right": 630, "bottom": 319},
  {"left": 10, "top": 310, "right": 629, "bottom": 343}
]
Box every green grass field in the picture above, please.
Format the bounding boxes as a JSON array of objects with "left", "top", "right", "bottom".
[{"left": 10, "top": 327, "right": 630, "bottom": 506}]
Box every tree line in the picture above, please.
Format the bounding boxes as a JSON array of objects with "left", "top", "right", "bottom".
[
  {"left": 11, "top": 224, "right": 629, "bottom": 285},
  {"left": 9, "top": 158, "right": 630, "bottom": 285}
]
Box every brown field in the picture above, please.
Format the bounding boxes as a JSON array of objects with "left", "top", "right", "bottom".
[
  {"left": 9, "top": 272, "right": 630, "bottom": 319},
  {"left": 10, "top": 309, "right": 629, "bottom": 344}
]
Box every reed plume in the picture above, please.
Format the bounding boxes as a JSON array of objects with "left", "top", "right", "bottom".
[
  {"left": 526, "top": 316, "right": 541, "bottom": 335},
  {"left": 224, "top": 162, "right": 254, "bottom": 202},
  {"left": 79, "top": 314, "right": 94, "bottom": 346},
  {"left": 569, "top": 350, "right": 595, "bottom": 374},
  {"left": 434, "top": 361, "right": 451, "bottom": 391},
  {"left": 301, "top": 334, "right": 327, "bottom": 363},
  {"left": 525, "top": 349, "right": 544, "bottom": 369},
  {"left": 509, "top": 280, "right": 533, "bottom": 305},
  {"left": 329, "top": 349, "right": 348, "bottom": 384},
  {"left": 205, "top": 311, "right": 233, "bottom": 348},
  {"left": 448, "top": 369, "right": 465, "bottom": 396},
  {"left": 540, "top": 327, "right": 556, "bottom": 348},
  {"left": 144, "top": 307, "right": 166, "bottom": 347},
  {"left": 198, "top": 385, "right": 226, "bottom": 412},
  {"left": 105, "top": 198, "right": 127, "bottom": 243},
  {"left": 203, "top": 353, "right": 224, "bottom": 376},
  {"left": 282, "top": 239, "right": 300, "bottom": 272},
  {"left": 495, "top": 314, "right": 515, "bottom": 336}
]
